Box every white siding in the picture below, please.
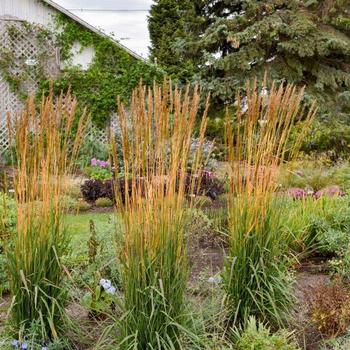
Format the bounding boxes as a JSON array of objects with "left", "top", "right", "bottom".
[
  {"left": 0, "top": 0, "right": 55, "bottom": 26},
  {"left": 0, "top": 0, "right": 96, "bottom": 69},
  {"left": 65, "top": 42, "right": 95, "bottom": 71}
]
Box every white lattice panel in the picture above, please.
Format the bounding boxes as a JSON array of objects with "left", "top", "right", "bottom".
[
  {"left": 0, "top": 18, "right": 119, "bottom": 152},
  {"left": 0, "top": 18, "right": 59, "bottom": 153},
  {"left": 84, "top": 114, "right": 120, "bottom": 146},
  {"left": 85, "top": 124, "right": 108, "bottom": 145}
]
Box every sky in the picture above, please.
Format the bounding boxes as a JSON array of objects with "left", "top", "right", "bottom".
[{"left": 55, "top": 0, "right": 153, "bottom": 57}]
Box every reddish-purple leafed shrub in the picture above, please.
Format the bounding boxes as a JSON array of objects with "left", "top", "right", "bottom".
[{"left": 81, "top": 172, "right": 225, "bottom": 204}]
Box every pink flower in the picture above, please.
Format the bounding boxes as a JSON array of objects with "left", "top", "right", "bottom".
[
  {"left": 97, "top": 160, "right": 109, "bottom": 168},
  {"left": 204, "top": 170, "right": 214, "bottom": 179},
  {"left": 91, "top": 158, "right": 98, "bottom": 167}
]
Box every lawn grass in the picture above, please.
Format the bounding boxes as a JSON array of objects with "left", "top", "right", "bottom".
[{"left": 65, "top": 212, "right": 116, "bottom": 256}]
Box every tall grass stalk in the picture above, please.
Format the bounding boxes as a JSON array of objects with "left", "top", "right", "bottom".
[
  {"left": 111, "top": 81, "right": 209, "bottom": 349},
  {"left": 223, "top": 80, "right": 316, "bottom": 326},
  {"left": 6, "top": 92, "right": 88, "bottom": 341}
]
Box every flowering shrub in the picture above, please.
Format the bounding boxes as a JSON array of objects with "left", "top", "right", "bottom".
[
  {"left": 9, "top": 337, "right": 67, "bottom": 349},
  {"left": 10, "top": 339, "right": 47, "bottom": 349},
  {"left": 82, "top": 278, "right": 117, "bottom": 318},
  {"left": 88, "top": 158, "right": 113, "bottom": 181},
  {"left": 314, "top": 186, "right": 345, "bottom": 199}
]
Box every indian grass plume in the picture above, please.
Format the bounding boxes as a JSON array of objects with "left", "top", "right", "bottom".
[
  {"left": 111, "top": 80, "right": 209, "bottom": 349},
  {"left": 6, "top": 91, "right": 89, "bottom": 342},
  {"left": 223, "top": 79, "right": 317, "bottom": 326}
]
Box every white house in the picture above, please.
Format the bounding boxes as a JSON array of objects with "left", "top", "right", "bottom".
[{"left": 0, "top": 0, "right": 144, "bottom": 152}]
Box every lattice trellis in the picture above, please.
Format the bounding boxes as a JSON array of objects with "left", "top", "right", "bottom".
[
  {"left": 0, "top": 18, "right": 59, "bottom": 153},
  {"left": 85, "top": 114, "right": 120, "bottom": 145},
  {"left": 0, "top": 18, "right": 119, "bottom": 154}
]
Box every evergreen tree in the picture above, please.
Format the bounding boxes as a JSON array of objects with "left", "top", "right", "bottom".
[
  {"left": 175, "top": 0, "right": 350, "bottom": 120},
  {"left": 148, "top": 0, "right": 196, "bottom": 81}
]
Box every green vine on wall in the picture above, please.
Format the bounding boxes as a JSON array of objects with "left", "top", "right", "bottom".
[
  {"left": 0, "top": 12, "right": 164, "bottom": 128},
  {"left": 0, "top": 21, "right": 56, "bottom": 100},
  {"left": 38, "top": 13, "right": 164, "bottom": 127}
]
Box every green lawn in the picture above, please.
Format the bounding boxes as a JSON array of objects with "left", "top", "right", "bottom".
[{"left": 65, "top": 212, "right": 117, "bottom": 261}]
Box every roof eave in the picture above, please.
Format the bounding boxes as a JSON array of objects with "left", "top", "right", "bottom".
[{"left": 42, "top": 0, "right": 146, "bottom": 62}]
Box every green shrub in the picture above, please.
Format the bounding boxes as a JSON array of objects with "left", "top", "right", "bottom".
[
  {"left": 278, "top": 161, "right": 350, "bottom": 191},
  {"left": 314, "top": 198, "right": 350, "bottom": 256},
  {"left": 76, "top": 201, "right": 91, "bottom": 212},
  {"left": 86, "top": 159, "right": 113, "bottom": 181},
  {"left": 95, "top": 197, "right": 113, "bottom": 208},
  {"left": 280, "top": 197, "right": 350, "bottom": 255},
  {"left": 235, "top": 316, "right": 299, "bottom": 350},
  {"left": 301, "top": 121, "right": 350, "bottom": 160},
  {"left": 65, "top": 184, "right": 82, "bottom": 200},
  {"left": 61, "top": 195, "right": 77, "bottom": 211},
  {"left": 0, "top": 192, "right": 16, "bottom": 238}
]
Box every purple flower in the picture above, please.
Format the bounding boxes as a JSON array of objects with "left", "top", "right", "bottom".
[
  {"left": 11, "top": 339, "right": 19, "bottom": 348},
  {"left": 100, "top": 278, "right": 112, "bottom": 290},
  {"left": 106, "top": 286, "right": 116, "bottom": 295},
  {"left": 314, "top": 185, "right": 345, "bottom": 200},
  {"left": 97, "top": 160, "right": 109, "bottom": 168},
  {"left": 286, "top": 188, "right": 307, "bottom": 200},
  {"left": 91, "top": 158, "right": 98, "bottom": 167},
  {"left": 21, "top": 343, "right": 28, "bottom": 350}
]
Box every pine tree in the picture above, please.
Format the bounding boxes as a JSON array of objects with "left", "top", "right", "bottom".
[
  {"left": 175, "top": 0, "right": 350, "bottom": 120},
  {"left": 148, "top": 0, "right": 197, "bottom": 81}
]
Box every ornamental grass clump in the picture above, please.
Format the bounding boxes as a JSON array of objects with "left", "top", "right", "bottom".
[
  {"left": 111, "top": 81, "right": 209, "bottom": 349},
  {"left": 6, "top": 92, "right": 88, "bottom": 342},
  {"left": 223, "top": 80, "right": 316, "bottom": 326}
]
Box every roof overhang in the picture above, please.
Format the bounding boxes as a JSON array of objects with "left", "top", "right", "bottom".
[{"left": 42, "top": 0, "right": 146, "bottom": 61}]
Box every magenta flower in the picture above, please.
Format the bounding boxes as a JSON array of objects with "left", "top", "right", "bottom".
[
  {"left": 91, "top": 158, "right": 98, "bottom": 167},
  {"left": 97, "top": 160, "right": 109, "bottom": 168}
]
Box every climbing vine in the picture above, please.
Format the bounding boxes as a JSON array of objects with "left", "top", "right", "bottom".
[
  {"left": 38, "top": 13, "right": 164, "bottom": 127},
  {"left": 0, "top": 12, "right": 163, "bottom": 127},
  {"left": 0, "top": 21, "right": 57, "bottom": 100}
]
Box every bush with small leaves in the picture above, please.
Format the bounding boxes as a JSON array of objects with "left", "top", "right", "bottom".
[
  {"left": 235, "top": 316, "right": 299, "bottom": 350},
  {"left": 75, "top": 201, "right": 91, "bottom": 212},
  {"left": 308, "top": 282, "right": 350, "bottom": 338},
  {"left": 95, "top": 197, "right": 113, "bottom": 208}
]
